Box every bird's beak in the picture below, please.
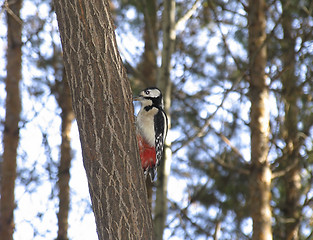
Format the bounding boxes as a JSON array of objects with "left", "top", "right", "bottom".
[{"left": 133, "top": 95, "right": 143, "bottom": 101}]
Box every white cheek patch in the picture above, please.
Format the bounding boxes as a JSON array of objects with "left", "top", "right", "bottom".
[
  {"left": 141, "top": 89, "right": 161, "bottom": 98},
  {"left": 141, "top": 99, "right": 153, "bottom": 107}
]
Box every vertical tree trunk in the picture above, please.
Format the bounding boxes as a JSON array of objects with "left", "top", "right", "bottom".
[
  {"left": 0, "top": 1, "right": 22, "bottom": 239},
  {"left": 56, "top": 73, "right": 75, "bottom": 240},
  {"left": 281, "top": 2, "right": 300, "bottom": 239},
  {"left": 248, "top": 0, "right": 272, "bottom": 239},
  {"left": 154, "top": 0, "right": 175, "bottom": 239},
  {"left": 139, "top": 0, "right": 158, "bottom": 210},
  {"left": 139, "top": 0, "right": 157, "bottom": 89},
  {"left": 53, "top": 0, "right": 153, "bottom": 239}
]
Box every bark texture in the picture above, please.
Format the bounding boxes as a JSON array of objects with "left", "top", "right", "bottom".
[
  {"left": 281, "top": 2, "right": 300, "bottom": 239},
  {"left": 56, "top": 73, "right": 75, "bottom": 240},
  {"left": 53, "top": 0, "right": 153, "bottom": 239},
  {"left": 0, "top": 1, "right": 22, "bottom": 239},
  {"left": 248, "top": 0, "right": 272, "bottom": 239},
  {"left": 154, "top": 0, "right": 175, "bottom": 239}
]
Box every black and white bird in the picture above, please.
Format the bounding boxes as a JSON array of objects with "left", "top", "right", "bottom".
[{"left": 134, "top": 87, "right": 168, "bottom": 180}]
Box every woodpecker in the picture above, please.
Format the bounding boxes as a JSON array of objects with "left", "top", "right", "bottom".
[{"left": 134, "top": 87, "right": 168, "bottom": 181}]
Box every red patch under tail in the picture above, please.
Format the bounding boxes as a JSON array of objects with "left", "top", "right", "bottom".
[{"left": 136, "top": 134, "right": 156, "bottom": 174}]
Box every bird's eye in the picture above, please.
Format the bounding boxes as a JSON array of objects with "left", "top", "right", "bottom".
[{"left": 145, "top": 90, "right": 150, "bottom": 95}]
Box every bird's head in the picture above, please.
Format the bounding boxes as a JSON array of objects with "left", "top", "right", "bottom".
[{"left": 133, "top": 87, "right": 164, "bottom": 108}]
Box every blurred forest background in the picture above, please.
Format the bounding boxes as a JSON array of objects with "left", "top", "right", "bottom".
[{"left": 1, "top": 0, "right": 313, "bottom": 239}]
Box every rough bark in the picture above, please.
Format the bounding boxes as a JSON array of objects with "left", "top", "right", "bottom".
[
  {"left": 248, "top": 0, "right": 272, "bottom": 239},
  {"left": 53, "top": 0, "right": 153, "bottom": 239},
  {"left": 154, "top": 0, "right": 175, "bottom": 239},
  {"left": 56, "top": 73, "right": 75, "bottom": 240},
  {"left": 281, "top": 2, "right": 300, "bottom": 239},
  {"left": 0, "top": 1, "right": 22, "bottom": 239}
]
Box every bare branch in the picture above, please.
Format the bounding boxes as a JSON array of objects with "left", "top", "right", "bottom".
[
  {"left": 215, "top": 131, "right": 247, "bottom": 161},
  {"left": 1, "top": 0, "right": 23, "bottom": 25},
  {"left": 175, "top": 0, "right": 200, "bottom": 31},
  {"left": 271, "top": 158, "right": 300, "bottom": 179},
  {"left": 212, "top": 156, "right": 250, "bottom": 175}
]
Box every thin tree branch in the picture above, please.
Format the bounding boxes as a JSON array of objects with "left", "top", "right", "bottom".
[
  {"left": 215, "top": 131, "right": 247, "bottom": 161},
  {"left": 1, "top": 0, "right": 23, "bottom": 25},
  {"left": 170, "top": 200, "right": 213, "bottom": 237},
  {"left": 271, "top": 158, "right": 300, "bottom": 179},
  {"left": 175, "top": 0, "right": 200, "bottom": 31},
  {"left": 212, "top": 156, "right": 250, "bottom": 175},
  {"left": 173, "top": 82, "right": 243, "bottom": 154}
]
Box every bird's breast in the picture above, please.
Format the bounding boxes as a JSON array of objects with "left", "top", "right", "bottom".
[{"left": 136, "top": 108, "right": 158, "bottom": 146}]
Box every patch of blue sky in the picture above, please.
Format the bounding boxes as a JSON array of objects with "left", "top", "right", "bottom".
[
  {"left": 115, "top": 6, "right": 145, "bottom": 65},
  {"left": 14, "top": 181, "right": 58, "bottom": 240},
  {"left": 241, "top": 217, "right": 253, "bottom": 236},
  {"left": 168, "top": 175, "right": 187, "bottom": 203},
  {"left": 0, "top": 14, "right": 7, "bottom": 122},
  {"left": 68, "top": 123, "right": 97, "bottom": 239},
  {"left": 206, "top": 35, "right": 221, "bottom": 55},
  {"left": 21, "top": 1, "right": 37, "bottom": 17},
  {"left": 116, "top": 32, "right": 144, "bottom": 65}
]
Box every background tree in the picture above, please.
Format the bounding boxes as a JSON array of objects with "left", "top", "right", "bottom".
[
  {"left": 154, "top": 0, "right": 175, "bottom": 239},
  {"left": 55, "top": 71, "right": 74, "bottom": 240},
  {"left": 271, "top": 0, "right": 313, "bottom": 239},
  {"left": 0, "top": 0, "right": 22, "bottom": 239},
  {"left": 280, "top": 1, "right": 300, "bottom": 239},
  {"left": 248, "top": 0, "right": 272, "bottom": 239}
]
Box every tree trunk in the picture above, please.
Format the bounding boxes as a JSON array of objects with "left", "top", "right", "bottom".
[
  {"left": 53, "top": 1, "right": 153, "bottom": 239},
  {"left": 154, "top": 0, "right": 175, "bottom": 239},
  {"left": 138, "top": 0, "right": 158, "bottom": 210},
  {"left": 0, "top": 1, "right": 22, "bottom": 239},
  {"left": 56, "top": 72, "right": 75, "bottom": 240},
  {"left": 248, "top": 0, "right": 272, "bottom": 239},
  {"left": 138, "top": 0, "right": 157, "bottom": 89},
  {"left": 281, "top": 2, "right": 300, "bottom": 239}
]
